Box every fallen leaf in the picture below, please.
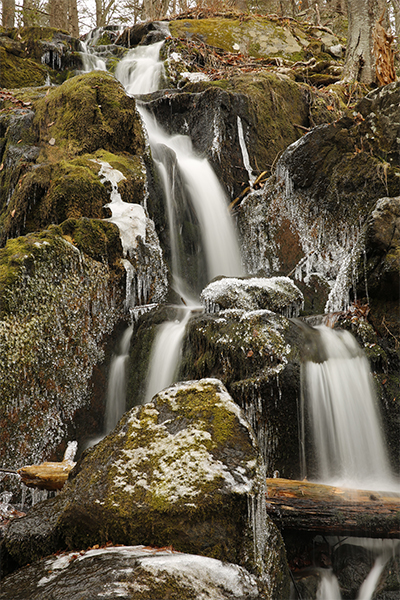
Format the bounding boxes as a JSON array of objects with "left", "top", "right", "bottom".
[
  {"left": 17, "top": 139, "right": 22, "bottom": 144},
  {"left": 0, "top": 163, "right": 3, "bottom": 171},
  {"left": 11, "top": 209, "right": 15, "bottom": 217},
  {"left": 327, "top": 105, "right": 334, "bottom": 111},
  {"left": 247, "top": 350, "right": 254, "bottom": 358},
  {"left": 47, "top": 121, "right": 55, "bottom": 127},
  {"left": 49, "top": 137, "right": 56, "bottom": 146}
]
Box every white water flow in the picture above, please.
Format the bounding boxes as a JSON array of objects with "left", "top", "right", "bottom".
[
  {"left": 115, "top": 40, "right": 243, "bottom": 400},
  {"left": 104, "top": 325, "right": 133, "bottom": 432},
  {"left": 303, "top": 325, "right": 398, "bottom": 492},
  {"left": 80, "top": 29, "right": 107, "bottom": 72},
  {"left": 316, "top": 570, "right": 342, "bottom": 600},
  {"left": 145, "top": 310, "right": 192, "bottom": 403}
]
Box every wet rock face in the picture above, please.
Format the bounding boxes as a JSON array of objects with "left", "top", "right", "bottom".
[
  {"left": 363, "top": 196, "right": 400, "bottom": 301},
  {"left": 0, "top": 546, "right": 261, "bottom": 600},
  {"left": 179, "top": 311, "right": 305, "bottom": 478},
  {"left": 2, "top": 379, "right": 290, "bottom": 599},
  {"left": 238, "top": 81, "right": 400, "bottom": 315},
  {"left": 144, "top": 72, "right": 310, "bottom": 199}
]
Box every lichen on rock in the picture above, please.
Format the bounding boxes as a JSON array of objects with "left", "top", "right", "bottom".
[{"left": 2, "top": 379, "right": 290, "bottom": 599}]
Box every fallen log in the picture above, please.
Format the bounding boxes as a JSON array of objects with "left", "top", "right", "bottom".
[{"left": 265, "top": 478, "right": 400, "bottom": 539}]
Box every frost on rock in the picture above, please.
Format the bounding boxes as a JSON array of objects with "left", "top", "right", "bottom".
[
  {"left": 0, "top": 233, "right": 121, "bottom": 471},
  {"left": 238, "top": 135, "right": 366, "bottom": 314},
  {"left": 0, "top": 546, "right": 260, "bottom": 600},
  {"left": 200, "top": 276, "right": 304, "bottom": 317},
  {"left": 92, "top": 159, "right": 168, "bottom": 309}
]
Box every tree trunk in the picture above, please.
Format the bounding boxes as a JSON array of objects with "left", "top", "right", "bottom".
[
  {"left": 68, "top": 0, "right": 79, "bottom": 36},
  {"left": 2, "top": 0, "right": 15, "bottom": 27},
  {"left": 342, "top": 0, "right": 383, "bottom": 84},
  {"left": 95, "top": 0, "right": 103, "bottom": 26},
  {"left": 49, "top": 0, "right": 68, "bottom": 30},
  {"left": 265, "top": 478, "right": 400, "bottom": 539}
]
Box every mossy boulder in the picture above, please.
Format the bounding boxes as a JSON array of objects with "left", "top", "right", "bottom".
[
  {"left": 176, "top": 310, "right": 304, "bottom": 478},
  {"left": 0, "top": 546, "right": 265, "bottom": 600},
  {"left": 0, "top": 228, "right": 122, "bottom": 472},
  {"left": 1, "top": 379, "right": 290, "bottom": 599},
  {"left": 33, "top": 71, "right": 145, "bottom": 156},
  {"left": 0, "top": 27, "right": 83, "bottom": 88},
  {"left": 168, "top": 17, "right": 336, "bottom": 61},
  {"left": 200, "top": 276, "right": 303, "bottom": 316}
]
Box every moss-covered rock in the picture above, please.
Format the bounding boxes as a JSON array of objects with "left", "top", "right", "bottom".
[
  {"left": 0, "top": 228, "right": 122, "bottom": 471},
  {"left": 2, "top": 379, "right": 290, "bottom": 599},
  {"left": 168, "top": 17, "right": 337, "bottom": 61},
  {"left": 33, "top": 71, "right": 145, "bottom": 156},
  {"left": 0, "top": 27, "right": 84, "bottom": 88}
]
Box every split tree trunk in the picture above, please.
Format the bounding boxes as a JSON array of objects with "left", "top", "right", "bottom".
[
  {"left": 18, "top": 460, "right": 75, "bottom": 491},
  {"left": 266, "top": 478, "right": 400, "bottom": 539}
]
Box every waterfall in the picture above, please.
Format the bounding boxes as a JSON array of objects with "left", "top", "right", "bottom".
[
  {"left": 145, "top": 309, "right": 192, "bottom": 403},
  {"left": 316, "top": 570, "right": 342, "bottom": 600},
  {"left": 302, "top": 325, "right": 398, "bottom": 492},
  {"left": 104, "top": 325, "right": 133, "bottom": 432},
  {"left": 114, "top": 36, "right": 243, "bottom": 399}
]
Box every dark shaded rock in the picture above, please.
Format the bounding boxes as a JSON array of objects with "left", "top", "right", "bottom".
[
  {"left": 0, "top": 546, "right": 263, "bottom": 600},
  {"left": 363, "top": 196, "right": 400, "bottom": 302},
  {"left": 177, "top": 310, "right": 306, "bottom": 478},
  {"left": 333, "top": 543, "right": 374, "bottom": 599},
  {"left": 1, "top": 379, "right": 290, "bottom": 599}
]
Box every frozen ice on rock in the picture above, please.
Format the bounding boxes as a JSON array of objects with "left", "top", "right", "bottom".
[
  {"left": 2, "top": 546, "right": 260, "bottom": 599},
  {"left": 200, "top": 276, "right": 304, "bottom": 316}
]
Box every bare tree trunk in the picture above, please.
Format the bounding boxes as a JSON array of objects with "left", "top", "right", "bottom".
[
  {"left": 2, "top": 0, "right": 15, "bottom": 27},
  {"left": 342, "top": 0, "right": 380, "bottom": 84},
  {"left": 68, "top": 0, "right": 79, "bottom": 36},
  {"left": 23, "top": 0, "right": 34, "bottom": 25},
  {"left": 95, "top": 0, "right": 103, "bottom": 26},
  {"left": 49, "top": 0, "right": 69, "bottom": 29}
]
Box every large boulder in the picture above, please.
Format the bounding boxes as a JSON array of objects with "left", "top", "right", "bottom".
[
  {"left": 1, "top": 379, "right": 290, "bottom": 599},
  {"left": 0, "top": 546, "right": 263, "bottom": 600}
]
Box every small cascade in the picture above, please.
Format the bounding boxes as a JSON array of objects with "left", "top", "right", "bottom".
[
  {"left": 316, "top": 570, "right": 342, "bottom": 600},
  {"left": 144, "top": 309, "right": 192, "bottom": 403},
  {"left": 302, "top": 325, "right": 397, "bottom": 491},
  {"left": 114, "top": 38, "right": 243, "bottom": 399},
  {"left": 115, "top": 40, "right": 165, "bottom": 95},
  {"left": 104, "top": 325, "right": 133, "bottom": 432}
]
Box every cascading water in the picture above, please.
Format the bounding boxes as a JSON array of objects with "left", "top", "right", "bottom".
[
  {"left": 104, "top": 325, "right": 133, "bottom": 432},
  {"left": 301, "top": 325, "right": 398, "bottom": 492},
  {"left": 300, "top": 325, "right": 400, "bottom": 600},
  {"left": 115, "top": 36, "right": 243, "bottom": 400}
]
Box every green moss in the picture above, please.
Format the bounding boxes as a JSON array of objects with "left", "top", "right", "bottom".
[
  {"left": 0, "top": 46, "right": 47, "bottom": 88},
  {"left": 33, "top": 71, "right": 145, "bottom": 156}
]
